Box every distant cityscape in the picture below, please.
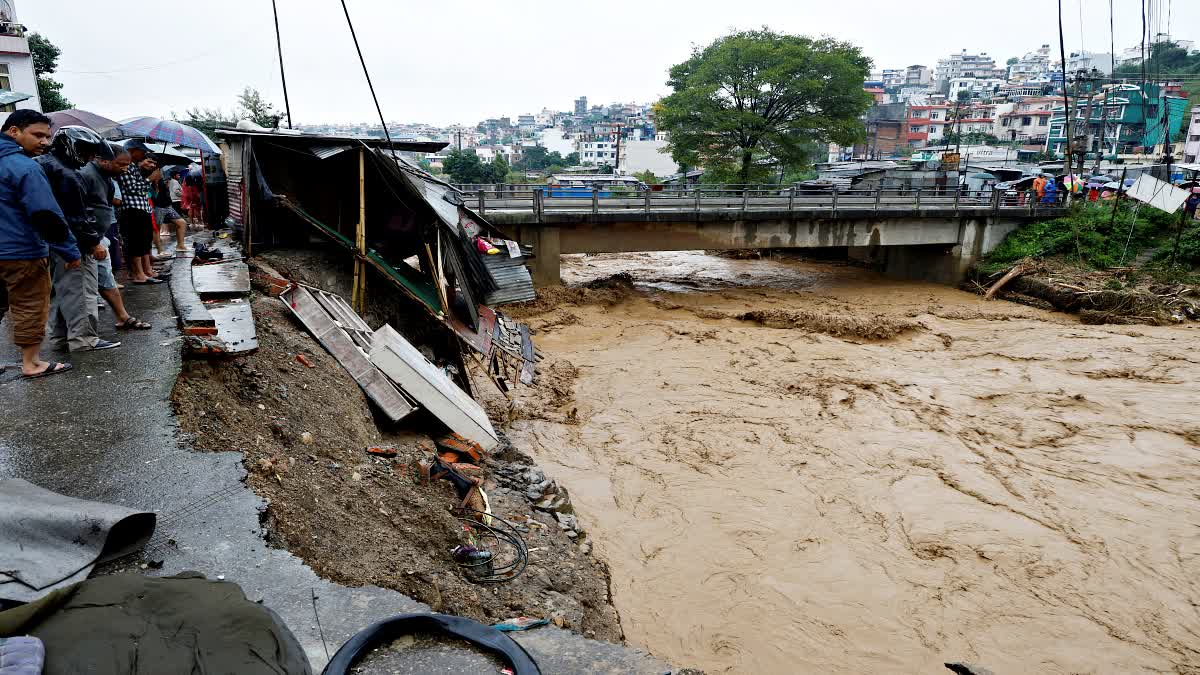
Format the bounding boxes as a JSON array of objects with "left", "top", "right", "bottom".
[{"left": 296, "top": 31, "right": 1200, "bottom": 181}]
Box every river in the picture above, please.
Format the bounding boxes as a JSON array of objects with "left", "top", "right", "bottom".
[{"left": 505, "top": 251, "right": 1200, "bottom": 674}]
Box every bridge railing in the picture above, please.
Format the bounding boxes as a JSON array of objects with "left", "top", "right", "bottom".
[{"left": 452, "top": 184, "right": 1058, "bottom": 219}]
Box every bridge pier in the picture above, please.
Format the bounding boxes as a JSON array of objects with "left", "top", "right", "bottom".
[{"left": 526, "top": 225, "right": 562, "bottom": 286}]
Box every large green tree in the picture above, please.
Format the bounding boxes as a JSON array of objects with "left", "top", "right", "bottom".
[
  {"left": 443, "top": 149, "right": 510, "bottom": 184},
  {"left": 657, "top": 29, "right": 872, "bottom": 183},
  {"left": 237, "top": 87, "right": 280, "bottom": 128},
  {"left": 28, "top": 33, "right": 71, "bottom": 112}
]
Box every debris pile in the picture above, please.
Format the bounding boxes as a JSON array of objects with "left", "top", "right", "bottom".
[{"left": 972, "top": 260, "right": 1200, "bottom": 325}]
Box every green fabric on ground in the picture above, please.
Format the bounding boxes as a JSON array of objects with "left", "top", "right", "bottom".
[{"left": 0, "top": 572, "right": 311, "bottom": 675}]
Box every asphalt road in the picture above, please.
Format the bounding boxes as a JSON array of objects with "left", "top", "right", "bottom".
[{"left": 0, "top": 265, "right": 670, "bottom": 674}]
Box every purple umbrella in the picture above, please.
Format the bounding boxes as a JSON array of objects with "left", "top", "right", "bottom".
[
  {"left": 113, "top": 116, "right": 221, "bottom": 155},
  {"left": 47, "top": 109, "right": 118, "bottom": 134}
]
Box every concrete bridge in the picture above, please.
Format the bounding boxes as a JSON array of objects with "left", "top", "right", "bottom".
[{"left": 455, "top": 185, "right": 1065, "bottom": 286}]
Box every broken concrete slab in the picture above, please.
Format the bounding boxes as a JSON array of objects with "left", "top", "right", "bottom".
[{"left": 192, "top": 261, "right": 251, "bottom": 295}]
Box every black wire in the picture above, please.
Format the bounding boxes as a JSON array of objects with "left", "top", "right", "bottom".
[
  {"left": 337, "top": 0, "right": 396, "bottom": 157},
  {"left": 271, "top": 0, "right": 293, "bottom": 128}
]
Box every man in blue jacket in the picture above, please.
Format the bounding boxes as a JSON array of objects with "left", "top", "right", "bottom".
[{"left": 0, "top": 109, "right": 78, "bottom": 378}]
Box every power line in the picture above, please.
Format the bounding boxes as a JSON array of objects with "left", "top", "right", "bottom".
[
  {"left": 337, "top": 0, "right": 395, "bottom": 157},
  {"left": 271, "top": 0, "right": 293, "bottom": 128}
]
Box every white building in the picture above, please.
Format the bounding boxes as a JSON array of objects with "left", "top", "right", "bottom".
[
  {"left": 935, "top": 50, "right": 1003, "bottom": 92},
  {"left": 881, "top": 68, "right": 905, "bottom": 87},
  {"left": 948, "top": 77, "right": 1005, "bottom": 100},
  {"left": 1184, "top": 105, "right": 1200, "bottom": 164},
  {"left": 537, "top": 127, "right": 576, "bottom": 157},
  {"left": 1009, "top": 45, "right": 1052, "bottom": 82},
  {"left": 0, "top": 0, "right": 42, "bottom": 113},
  {"left": 1066, "top": 51, "right": 1114, "bottom": 74},
  {"left": 576, "top": 138, "right": 617, "bottom": 166},
  {"left": 1117, "top": 34, "right": 1195, "bottom": 66},
  {"left": 619, "top": 139, "right": 679, "bottom": 177}
]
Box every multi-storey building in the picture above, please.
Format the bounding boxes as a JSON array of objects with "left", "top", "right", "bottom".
[
  {"left": 935, "top": 50, "right": 1003, "bottom": 93},
  {"left": 1046, "top": 83, "right": 1189, "bottom": 158},
  {"left": 1184, "top": 105, "right": 1200, "bottom": 164},
  {"left": 995, "top": 97, "right": 1058, "bottom": 143},
  {"left": 904, "top": 105, "right": 951, "bottom": 148},
  {"left": 1009, "top": 45, "right": 1052, "bottom": 82},
  {"left": 0, "top": 0, "right": 42, "bottom": 112}
]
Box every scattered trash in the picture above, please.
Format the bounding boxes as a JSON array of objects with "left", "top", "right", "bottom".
[
  {"left": 366, "top": 445, "right": 398, "bottom": 458},
  {"left": 295, "top": 353, "right": 314, "bottom": 368},
  {"left": 493, "top": 617, "right": 550, "bottom": 632},
  {"left": 216, "top": 574, "right": 225, "bottom": 580},
  {"left": 350, "top": 472, "right": 362, "bottom": 482},
  {"left": 300, "top": 432, "right": 314, "bottom": 445}
]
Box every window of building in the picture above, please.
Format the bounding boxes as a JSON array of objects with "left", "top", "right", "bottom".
[
  {"left": 1022, "top": 117, "right": 1032, "bottom": 126},
  {"left": 909, "top": 126, "right": 921, "bottom": 133},
  {"left": 931, "top": 112, "right": 940, "bottom": 120},
  {"left": 0, "top": 64, "right": 9, "bottom": 91}
]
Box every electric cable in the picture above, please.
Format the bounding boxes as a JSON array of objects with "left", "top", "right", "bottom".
[{"left": 336, "top": 0, "right": 396, "bottom": 157}]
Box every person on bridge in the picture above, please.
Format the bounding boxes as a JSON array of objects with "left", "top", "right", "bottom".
[
  {"left": 0, "top": 110, "right": 77, "bottom": 378},
  {"left": 1041, "top": 178, "right": 1058, "bottom": 204},
  {"left": 1033, "top": 174, "right": 1047, "bottom": 202}
]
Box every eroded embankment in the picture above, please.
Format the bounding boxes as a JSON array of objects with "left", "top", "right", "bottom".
[{"left": 505, "top": 253, "right": 1200, "bottom": 674}]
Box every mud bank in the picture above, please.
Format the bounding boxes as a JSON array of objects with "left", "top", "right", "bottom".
[
  {"left": 172, "top": 294, "right": 623, "bottom": 641},
  {"left": 507, "top": 252, "right": 1200, "bottom": 674}
]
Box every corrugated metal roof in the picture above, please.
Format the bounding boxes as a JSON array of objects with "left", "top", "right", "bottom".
[
  {"left": 481, "top": 254, "right": 536, "bottom": 305},
  {"left": 308, "top": 144, "right": 354, "bottom": 160},
  {"left": 0, "top": 91, "right": 32, "bottom": 106},
  {"left": 213, "top": 129, "right": 448, "bottom": 153}
]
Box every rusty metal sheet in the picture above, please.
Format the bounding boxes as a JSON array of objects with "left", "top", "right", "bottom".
[{"left": 447, "top": 304, "right": 496, "bottom": 357}]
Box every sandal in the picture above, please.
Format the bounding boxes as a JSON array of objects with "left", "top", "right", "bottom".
[
  {"left": 133, "top": 278, "right": 166, "bottom": 285},
  {"left": 23, "top": 362, "right": 72, "bottom": 379},
  {"left": 117, "top": 316, "right": 152, "bottom": 330}
]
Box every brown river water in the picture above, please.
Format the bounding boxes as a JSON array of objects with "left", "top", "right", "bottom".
[{"left": 506, "top": 251, "right": 1200, "bottom": 674}]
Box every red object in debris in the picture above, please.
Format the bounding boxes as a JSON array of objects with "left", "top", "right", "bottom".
[
  {"left": 296, "top": 353, "right": 314, "bottom": 368},
  {"left": 474, "top": 236, "right": 493, "bottom": 253},
  {"left": 435, "top": 433, "right": 486, "bottom": 463},
  {"left": 366, "top": 445, "right": 398, "bottom": 457}
]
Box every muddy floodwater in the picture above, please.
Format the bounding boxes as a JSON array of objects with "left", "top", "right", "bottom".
[{"left": 507, "top": 252, "right": 1200, "bottom": 674}]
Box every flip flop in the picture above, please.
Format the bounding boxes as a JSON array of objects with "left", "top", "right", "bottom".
[
  {"left": 117, "top": 316, "right": 152, "bottom": 330},
  {"left": 23, "top": 362, "right": 72, "bottom": 379},
  {"left": 133, "top": 278, "right": 166, "bottom": 285}
]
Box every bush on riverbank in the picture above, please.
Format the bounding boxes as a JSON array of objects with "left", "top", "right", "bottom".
[{"left": 982, "top": 202, "right": 1179, "bottom": 273}]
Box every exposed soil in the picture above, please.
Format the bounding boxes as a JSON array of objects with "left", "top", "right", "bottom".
[
  {"left": 503, "top": 251, "right": 1200, "bottom": 674},
  {"left": 172, "top": 293, "right": 622, "bottom": 641}
]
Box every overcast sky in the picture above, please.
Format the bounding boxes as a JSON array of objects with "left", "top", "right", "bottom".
[{"left": 19, "top": 0, "right": 1200, "bottom": 127}]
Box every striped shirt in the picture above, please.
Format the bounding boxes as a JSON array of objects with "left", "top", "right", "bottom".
[{"left": 115, "top": 164, "right": 153, "bottom": 213}]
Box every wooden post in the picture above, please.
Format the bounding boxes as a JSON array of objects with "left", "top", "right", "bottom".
[
  {"left": 915, "top": 188, "right": 922, "bottom": 210},
  {"left": 353, "top": 146, "right": 367, "bottom": 313},
  {"left": 694, "top": 187, "right": 701, "bottom": 214},
  {"left": 477, "top": 189, "right": 485, "bottom": 215},
  {"left": 741, "top": 187, "right": 749, "bottom": 213},
  {"left": 874, "top": 186, "right": 881, "bottom": 213},
  {"left": 592, "top": 186, "right": 599, "bottom": 215},
  {"left": 644, "top": 186, "right": 651, "bottom": 214},
  {"left": 788, "top": 186, "right": 796, "bottom": 211}
]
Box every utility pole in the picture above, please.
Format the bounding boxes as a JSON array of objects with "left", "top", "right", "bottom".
[
  {"left": 1091, "top": 79, "right": 1110, "bottom": 176},
  {"left": 1077, "top": 70, "right": 1096, "bottom": 178},
  {"left": 613, "top": 123, "right": 624, "bottom": 174},
  {"left": 1057, "top": 0, "right": 1074, "bottom": 205}
]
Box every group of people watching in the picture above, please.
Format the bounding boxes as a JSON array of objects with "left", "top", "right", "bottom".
[{"left": 0, "top": 109, "right": 203, "bottom": 379}]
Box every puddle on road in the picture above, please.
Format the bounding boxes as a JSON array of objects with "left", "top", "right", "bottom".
[{"left": 510, "top": 252, "right": 1200, "bottom": 674}]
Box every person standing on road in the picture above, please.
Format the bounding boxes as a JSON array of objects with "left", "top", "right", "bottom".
[
  {"left": 37, "top": 125, "right": 121, "bottom": 353},
  {"left": 153, "top": 170, "right": 188, "bottom": 253},
  {"left": 0, "top": 110, "right": 77, "bottom": 378},
  {"left": 115, "top": 140, "right": 166, "bottom": 284},
  {"left": 80, "top": 143, "right": 150, "bottom": 331}
]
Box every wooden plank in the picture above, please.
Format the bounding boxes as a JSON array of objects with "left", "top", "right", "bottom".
[
  {"left": 192, "top": 262, "right": 251, "bottom": 295},
  {"left": 281, "top": 286, "right": 415, "bottom": 422},
  {"left": 519, "top": 323, "right": 535, "bottom": 385},
  {"left": 207, "top": 300, "right": 258, "bottom": 354},
  {"left": 370, "top": 324, "right": 498, "bottom": 450}
]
